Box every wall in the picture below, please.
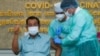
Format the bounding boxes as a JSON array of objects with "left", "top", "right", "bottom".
[{"left": 0, "top": 0, "right": 100, "bottom": 49}]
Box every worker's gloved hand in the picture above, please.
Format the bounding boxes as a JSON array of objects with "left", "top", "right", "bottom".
[
  {"left": 56, "top": 26, "right": 62, "bottom": 35},
  {"left": 54, "top": 36, "right": 62, "bottom": 44}
]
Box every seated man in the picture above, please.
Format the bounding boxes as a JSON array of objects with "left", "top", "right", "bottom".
[{"left": 12, "top": 16, "right": 60, "bottom": 56}]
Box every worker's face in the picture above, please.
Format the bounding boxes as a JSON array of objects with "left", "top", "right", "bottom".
[
  {"left": 64, "top": 8, "right": 74, "bottom": 16},
  {"left": 55, "top": 12, "right": 66, "bottom": 22},
  {"left": 26, "top": 19, "right": 39, "bottom": 35}
]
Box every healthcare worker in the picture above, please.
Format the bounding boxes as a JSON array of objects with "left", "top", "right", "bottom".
[
  {"left": 48, "top": 2, "right": 77, "bottom": 56},
  {"left": 53, "top": 0, "right": 100, "bottom": 56}
]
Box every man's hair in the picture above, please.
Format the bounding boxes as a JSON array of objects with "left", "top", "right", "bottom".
[{"left": 26, "top": 16, "right": 40, "bottom": 27}]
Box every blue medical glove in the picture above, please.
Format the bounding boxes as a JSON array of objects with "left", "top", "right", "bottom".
[
  {"left": 54, "top": 36, "right": 62, "bottom": 44},
  {"left": 56, "top": 26, "right": 62, "bottom": 35}
]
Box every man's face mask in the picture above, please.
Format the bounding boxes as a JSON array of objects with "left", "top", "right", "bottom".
[
  {"left": 28, "top": 26, "right": 39, "bottom": 35},
  {"left": 56, "top": 14, "right": 65, "bottom": 21}
]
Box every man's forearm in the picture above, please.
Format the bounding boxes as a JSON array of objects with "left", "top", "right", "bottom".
[
  {"left": 12, "top": 34, "right": 19, "bottom": 55},
  {"left": 55, "top": 45, "right": 62, "bottom": 56},
  {"left": 51, "top": 39, "right": 62, "bottom": 56}
]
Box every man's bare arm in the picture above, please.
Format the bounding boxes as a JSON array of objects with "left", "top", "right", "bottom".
[
  {"left": 51, "top": 39, "right": 62, "bottom": 56},
  {"left": 12, "top": 25, "right": 20, "bottom": 55}
]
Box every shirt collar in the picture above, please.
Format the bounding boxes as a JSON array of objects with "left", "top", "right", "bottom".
[
  {"left": 75, "top": 7, "right": 81, "bottom": 14},
  {"left": 27, "top": 33, "right": 41, "bottom": 39}
]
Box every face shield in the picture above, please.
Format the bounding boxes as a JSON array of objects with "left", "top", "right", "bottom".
[{"left": 54, "top": 2, "right": 65, "bottom": 21}]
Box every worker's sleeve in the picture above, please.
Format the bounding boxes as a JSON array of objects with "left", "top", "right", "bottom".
[
  {"left": 62, "top": 14, "right": 86, "bottom": 45},
  {"left": 48, "top": 24, "right": 55, "bottom": 38}
]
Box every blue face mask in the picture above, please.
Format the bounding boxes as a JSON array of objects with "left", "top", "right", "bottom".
[{"left": 65, "top": 11, "right": 72, "bottom": 17}]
